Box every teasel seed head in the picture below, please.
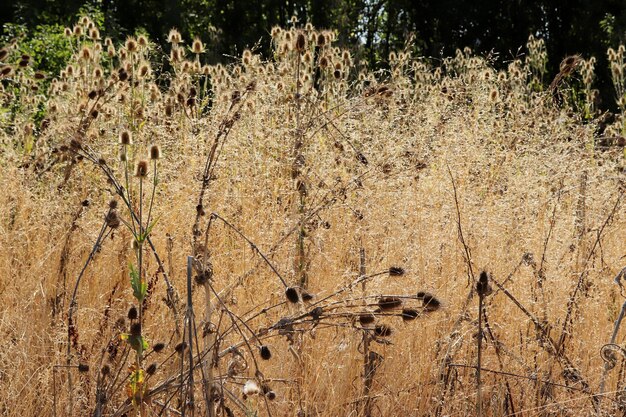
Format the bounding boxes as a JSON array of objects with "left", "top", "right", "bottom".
[
  {"left": 150, "top": 144, "right": 161, "bottom": 160},
  {"left": 146, "top": 363, "right": 158, "bottom": 375},
  {"left": 295, "top": 32, "right": 306, "bottom": 52},
  {"left": 401, "top": 308, "right": 419, "bottom": 321},
  {"left": 359, "top": 312, "right": 376, "bottom": 325},
  {"left": 192, "top": 38, "right": 205, "bottom": 54},
  {"left": 135, "top": 160, "right": 149, "bottom": 178},
  {"left": 285, "top": 287, "right": 300, "bottom": 303},
  {"left": 175, "top": 341, "right": 188, "bottom": 354},
  {"left": 374, "top": 324, "right": 392, "bottom": 337},
  {"left": 421, "top": 293, "right": 441, "bottom": 312},
  {"left": 389, "top": 266, "right": 405, "bottom": 276},
  {"left": 101, "top": 364, "right": 111, "bottom": 376},
  {"left": 378, "top": 296, "right": 403, "bottom": 310},
  {"left": 477, "top": 270, "right": 492, "bottom": 297},
  {"left": 78, "top": 363, "right": 90, "bottom": 373},
  {"left": 119, "top": 130, "right": 132, "bottom": 145},
  {"left": 127, "top": 306, "right": 138, "bottom": 320},
  {"left": 130, "top": 322, "right": 142, "bottom": 336},
  {"left": 259, "top": 345, "right": 272, "bottom": 360},
  {"left": 105, "top": 210, "right": 121, "bottom": 229}
]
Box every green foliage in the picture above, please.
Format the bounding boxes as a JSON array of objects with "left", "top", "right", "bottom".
[
  {"left": 2, "top": 22, "right": 72, "bottom": 76},
  {"left": 129, "top": 263, "right": 147, "bottom": 302}
]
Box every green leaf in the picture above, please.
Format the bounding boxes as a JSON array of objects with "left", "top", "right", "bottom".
[
  {"left": 139, "top": 217, "right": 159, "bottom": 242},
  {"left": 129, "top": 263, "right": 147, "bottom": 302}
]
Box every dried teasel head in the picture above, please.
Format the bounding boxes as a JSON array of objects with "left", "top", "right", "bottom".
[
  {"left": 477, "top": 271, "right": 493, "bottom": 297},
  {"left": 119, "top": 130, "right": 132, "bottom": 145},
  {"left": 388, "top": 266, "right": 405, "bottom": 276},
  {"left": 259, "top": 345, "right": 272, "bottom": 360},
  {"left": 285, "top": 287, "right": 300, "bottom": 303},
  {"left": 401, "top": 308, "right": 419, "bottom": 321},
  {"left": 418, "top": 292, "right": 441, "bottom": 312},
  {"left": 378, "top": 296, "right": 402, "bottom": 310},
  {"left": 150, "top": 144, "right": 161, "bottom": 160},
  {"left": 134, "top": 160, "right": 149, "bottom": 178}
]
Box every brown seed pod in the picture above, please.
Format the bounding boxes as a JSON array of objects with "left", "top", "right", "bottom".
[
  {"left": 401, "top": 309, "right": 419, "bottom": 321},
  {"left": 127, "top": 306, "right": 138, "bottom": 320},
  {"left": 378, "top": 296, "right": 402, "bottom": 310},
  {"left": 359, "top": 312, "right": 376, "bottom": 325},
  {"left": 259, "top": 345, "right": 272, "bottom": 360},
  {"left": 389, "top": 266, "right": 405, "bottom": 276},
  {"left": 146, "top": 363, "right": 158, "bottom": 375},
  {"left": 285, "top": 287, "right": 299, "bottom": 303},
  {"left": 421, "top": 294, "right": 441, "bottom": 312},
  {"left": 374, "top": 324, "right": 392, "bottom": 337},
  {"left": 477, "top": 271, "right": 492, "bottom": 297}
]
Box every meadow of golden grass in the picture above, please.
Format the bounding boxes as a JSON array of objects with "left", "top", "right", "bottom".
[{"left": 0, "top": 18, "right": 625, "bottom": 417}]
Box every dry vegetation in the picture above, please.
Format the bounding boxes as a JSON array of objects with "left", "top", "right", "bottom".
[{"left": 0, "top": 17, "right": 625, "bottom": 417}]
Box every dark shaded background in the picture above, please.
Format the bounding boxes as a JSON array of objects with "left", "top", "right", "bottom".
[{"left": 3, "top": 0, "right": 626, "bottom": 109}]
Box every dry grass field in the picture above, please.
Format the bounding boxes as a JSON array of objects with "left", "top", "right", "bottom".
[{"left": 0, "top": 18, "right": 625, "bottom": 416}]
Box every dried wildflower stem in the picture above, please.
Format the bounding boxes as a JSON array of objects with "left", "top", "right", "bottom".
[
  {"left": 490, "top": 276, "right": 595, "bottom": 402},
  {"left": 210, "top": 212, "right": 288, "bottom": 287},
  {"left": 448, "top": 364, "right": 589, "bottom": 393},
  {"left": 183, "top": 256, "right": 195, "bottom": 416},
  {"left": 476, "top": 291, "right": 484, "bottom": 416},
  {"left": 597, "top": 293, "right": 626, "bottom": 414},
  {"left": 435, "top": 165, "right": 476, "bottom": 415},
  {"left": 359, "top": 247, "right": 375, "bottom": 417},
  {"left": 66, "top": 216, "right": 111, "bottom": 413},
  {"left": 557, "top": 190, "right": 623, "bottom": 354}
]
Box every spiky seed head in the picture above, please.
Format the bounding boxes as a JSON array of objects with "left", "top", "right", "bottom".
[
  {"left": 259, "top": 345, "right": 272, "bottom": 360},
  {"left": 317, "top": 33, "right": 326, "bottom": 47},
  {"left": 378, "top": 296, "right": 402, "bottom": 310},
  {"left": 477, "top": 271, "right": 492, "bottom": 297},
  {"left": 401, "top": 309, "right": 419, "bottom": 321},
  {"left": 137, "top": 35, "right": 148, "bottom": 47},
  {"left": 150, "top": 144, "right": 161, "bottom": 160},
  {"left": 119, "top": 130, "right": 132, "bottom": 145},
  {"left": 422, "top": 294, "right": 441, "bottom": 312},
  {"left": 78, "top": 363, "right": 90, "bottom": 373},
  {"left": 105, "top": 210, "right": 120, "bottom": 229},
  {"left": 389, "top": 266, "right": 405, "bottom": 276},
  {"left": 295, "top": 32, "right": 306, "bottom": 52},
  {"left": 359, "top": 312, "right": 376, "bottom": 325},
  {"left": 285, "top": 287, "right": 300, "bottom": 303},
  {"left": 374, "top": 325, "right": 392, "bottom": 337},
  {"left": 138, "top": 63, "right": 150, "bottom": 78},
  {"left": 146, "top": 363, "right": 157, "bottom": 375},
  {"left": 135, "top": 160, "right": 149, "bottom": 178},
  {"left": 153, "top": 342, "right": 165, "bottom": 353},
  {"left": 125, "top": 38, "right": 137, "bottom": 52},
  {"left": 130, "top": 323, "right": 142, "bottom": 336},
  {"left": 175, "top": 341, "right": 187, "bottom": 354},
  {"left": 192, "top": 38, "right": 204, "bottom": 54},
  {"left": 168, "top": 29, "right": 182, "bottom": 44},
  {"left": 127, "top": 306, "right": 138, "bottom": 320},
  {"left": 101, "top": 364, "right": 111, "bottom": 376}
]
